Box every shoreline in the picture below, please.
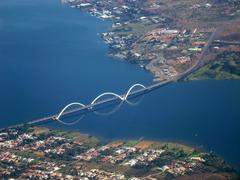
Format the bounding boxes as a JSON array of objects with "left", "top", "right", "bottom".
[
  {"left": 30, "top": 125, "right": 240, "bottom": 172},
  {"left": 40, "top": 124, "right": 240, "bottom": 170},
  {"left": 0, "top": 124, "right": 239, "bottom": 179},
  {"left": 65, "top": 0, "right": 240, "bottom": 82}
]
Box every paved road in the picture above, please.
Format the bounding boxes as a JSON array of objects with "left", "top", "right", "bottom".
[
  {"left": 213, "top": 40, "right": 240, "bottom": 45},
  {"left": 179, "top": 27, "right": 221, "bottom": 79}
]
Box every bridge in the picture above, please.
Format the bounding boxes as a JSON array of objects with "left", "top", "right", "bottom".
[
  {"left": 27, "top": 79, "right": 173, "bottom": 125},
  {"left": 26, "top": 27, "right": 220, "bottom": 126}
]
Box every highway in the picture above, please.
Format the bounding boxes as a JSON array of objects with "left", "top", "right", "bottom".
[
  {"left": 179, "top": 27, "right": 221, "bottom": 79},
  {"left": 213, "top": 40, "right": 240, "bottom": 45}
]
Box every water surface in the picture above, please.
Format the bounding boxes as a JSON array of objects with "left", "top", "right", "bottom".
[{"left": 0, "top": 0, "right": 240, "bottom": 168}]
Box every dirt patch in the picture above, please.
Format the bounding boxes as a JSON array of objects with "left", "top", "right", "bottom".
[
  {"left": 32, "top": 127, "right": 49, "bottom": 135},
  {"left": 135, "top": 140, "right": 154, "bottom": 150},
  {"left": 219, "top": 21, "right": 240, "bottom": 41},
  {"left": 106, "top": 141, "right": 124, "bottom": 148}
]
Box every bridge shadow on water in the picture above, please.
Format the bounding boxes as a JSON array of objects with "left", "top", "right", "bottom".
[
  {"left": 37, "top": 90, "right": 146, "bottom": 126},
  {"left": 30, "top": 81, "right": 172, "bottom": 126}
]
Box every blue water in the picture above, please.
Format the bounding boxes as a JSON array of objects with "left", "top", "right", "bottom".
[
  {"left": 0, "top": 0, "right": 152, "bottom": 125},
  {"left": 0, "top": 0, "right": 240, "bottom": 168}
]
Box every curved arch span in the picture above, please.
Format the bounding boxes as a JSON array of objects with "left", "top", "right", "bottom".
[
  {"left": 90, "top": 92, "right": 124, "bottom": 105},
  {"left": 56, "top": 102, "right": 85, "bottom": 120},
  {"left": 124, "top": 83, "right": 146, "bottom": 100},
  {"left": 55, "top": 83, "right": 147, "bottom": 122}
]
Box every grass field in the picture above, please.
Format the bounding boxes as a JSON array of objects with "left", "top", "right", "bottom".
[{"left": 186, "top": 52, "right": 240, "bottom": 80}]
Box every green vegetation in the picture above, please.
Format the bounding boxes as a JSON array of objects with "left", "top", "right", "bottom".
[
  {"left": 150, "top": 141, "right": 194, "bottom": 155},
  {"left": 15, "top": 151, "right": 37, "bottom": 159},
  {"left": 186, "top": 52, "right": 240, "bottom": 80},
  {"left": 50, "top": 129, "right": 99, "bottom": 146},
  {"left": 0, "top": 125, "right": 238, "bottom": 179},
  {"left": 124, "top": 140, "right": 139, "bottom": 147}
]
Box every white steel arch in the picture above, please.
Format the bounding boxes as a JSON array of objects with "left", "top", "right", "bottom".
[
  {"left": 90, "top": 92, "right": 124, "bottom": 105},
  {"left": 55, "top": 83, "right": 147, "bottom": 122},
  {"left": 56, "top": 102, "right": 86, "bottom": 120},
  {"left": 124, "top": 83, "right": 146, "bottom": 100}
]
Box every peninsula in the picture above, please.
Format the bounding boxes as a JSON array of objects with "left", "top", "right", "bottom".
[{"left": 66, "top": 0, "right": 240, "bottom": 81}]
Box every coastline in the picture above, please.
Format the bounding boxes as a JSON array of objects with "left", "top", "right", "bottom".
[
  {"left": 65, "top": 0, "right": 240, "bottom": 82},
  {"left": 0, "top": 0, "right": 239, "bottom": 178},
  {"left": 0, "top": 124, "right": 238, "bottom": 179}
]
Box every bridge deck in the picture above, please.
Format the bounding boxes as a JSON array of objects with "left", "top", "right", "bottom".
[
  {"left": 1, "top": 28, "right": 219, "bottom": 130},
  {"left": 27, "top": 79, "right": 172, "bottom": 125}
]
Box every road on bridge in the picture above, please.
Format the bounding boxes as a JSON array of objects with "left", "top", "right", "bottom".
[{"left": 25, "top": 26, "right": 222, "bottom": 126}]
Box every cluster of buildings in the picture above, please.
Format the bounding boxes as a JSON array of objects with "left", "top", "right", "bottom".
[
  {"left": 0, "top": 125, "right": 235, "bottom": 179},
  {"left": 63, "top": 0, "right": 240, "bottom": 81},
  {"left": 124, "top": 149, "right": 165, "bottom": 167},
  {"left": 79, "top": 169, "right": 126, "bottom": 179},
  {"left": 190, "top": 0, "right": 240, "bottom": 17},
  {"left": 68, "top": 0, "right": 133, "bottom": 20},
  {"left": 161, "top": 160, "right": 200, "bottom": 176},
  {"left": 21, "top": 162, "right": 66, "bottom": 179},
  {"left": 75, "top": 143, "right": 166, "bottom": 168},
  {"left": 75, "top": 147, "right": 101, "bottom": 161},
  {"left": 212, "top": 40, "right": 240, "bottom": 53},
  {"left": 66, "top": 0, "right": 215, "bottom": 81},
  {"left": 0, "top": 152, "right": 35, "bottom": 177},
  {"left": 102, "top": 25, "right": 211, "bottom": 80}
]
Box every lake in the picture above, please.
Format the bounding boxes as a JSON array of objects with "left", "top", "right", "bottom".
[{"left": 0, "top": 0, "right": 239, "bottom": 168}]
